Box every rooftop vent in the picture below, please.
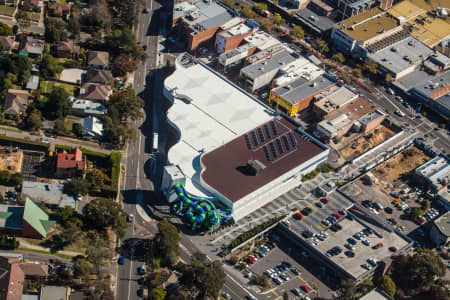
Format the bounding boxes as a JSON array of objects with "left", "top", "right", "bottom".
[{"left": 239, "top": 160, "right": 266, "bottom": 176}]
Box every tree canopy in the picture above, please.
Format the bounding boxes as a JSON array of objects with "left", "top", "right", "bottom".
[
  {"left": 153, "top": 220, "right": 180, "bottom": 267},
  {"left": 25, "top": 109, "right": 42, "bottom": 131},
  {"left": 82, "top": 197, "right": 127, "bottom": 236},
  {"left": 378, "top": 275, "right": 396, "bottom": 298},
  {"left": 40, "top": 54, "right": 64, "bottom": 80},
  {"left": 46, "top": 86, "right": 71, "bottom": 119},
  {"left": 390, "top": 248, "right": 446, "bottom": 296},
  {"left": 63, "top": 178, "right": 90, "bottom": 197},
  {"left": 108, "top": 88, "right": 144, "bottom": 121},
  {"left": 44, "top": 17, "right": 67, "bottom": 43},
  {"left": 0, "top": 23, "right": 13, "bottom": 36},
  {"left": 290, "top": 25, "right": 304, "bottom": 38}
]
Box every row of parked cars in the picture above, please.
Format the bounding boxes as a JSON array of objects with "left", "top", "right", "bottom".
[{"left": 264, "top": 261, "right": 297, "bottom": 285}]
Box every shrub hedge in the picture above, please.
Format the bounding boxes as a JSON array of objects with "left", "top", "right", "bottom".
[
  {"left": 229, "top": 215, "right": 285, "bottom": 250},
  {"left": 0, "top": 135, "right": 49, "bottom": 151}
]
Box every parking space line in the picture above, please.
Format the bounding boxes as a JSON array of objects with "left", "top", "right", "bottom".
[
  {"left": 297, "top": 275, "right": 306, "bottom": 283},
  {"left": 316, "top": 225, "right": 324, "bottom": 231}
]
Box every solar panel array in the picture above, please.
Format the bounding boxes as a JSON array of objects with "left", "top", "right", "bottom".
[
  {"left": 245, "top": 120, "right": 301, "bottom": 162},
  {"left": 264, "top": 132, "right": 299, "bottom": 162}
]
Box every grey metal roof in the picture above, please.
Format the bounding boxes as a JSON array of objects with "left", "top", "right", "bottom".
[
  {"left": 272, "top": 74, "right": 336, "bottom": 105},
  {"left": 241, "top": 50, "right": 298, "bottom": 80},
  {"left": 360, "top": 110, "right": 383, "bottom": 125},
  {"left": 341, "top": 0, "right": 376, "bottom": 8},
  {"left": 21, "top": 181, "right": 76, "bottom": 208},
  {"left": 434, "top": 211, "right": 450, "bottom": 237},
  {"left": 411, "top": 71, "right": 450, "bottom": 101},
  {"left": 368, "top": 37, "right": 433, "bottom": 76},
  {"left": 26, "top": 75, "right": 39, "bottom": 90},
  {"left": 393, "top": 70, "right": 431, "bottom": 92},
  {"left": 295, "top": 8, "right": 334, "bottom": 34}
]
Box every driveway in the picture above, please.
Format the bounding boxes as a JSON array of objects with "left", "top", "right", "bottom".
[{"left": 59, "top": 68, "right": 86, "bottom": 84}]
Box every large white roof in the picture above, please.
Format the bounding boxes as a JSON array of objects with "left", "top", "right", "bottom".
[{"left": 164, "top": 54, "right": 273, "bottom": 195}]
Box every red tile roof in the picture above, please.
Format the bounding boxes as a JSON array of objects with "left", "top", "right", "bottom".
[
  {"left": 0, "top": 256, "right": 24, "bottom": 300},
  {"left": 56, "top": 148, "right": 83, "bottom": 170}
]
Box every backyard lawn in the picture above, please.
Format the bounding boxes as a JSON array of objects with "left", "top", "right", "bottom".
[
  {"left": 40, "top": 81, "right": 76, "bottom": 96},
  {"left": 0, "top": 5, "right": 15, "bottom": 16}
]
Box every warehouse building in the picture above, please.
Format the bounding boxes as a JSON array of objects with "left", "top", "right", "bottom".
[
  {"left": 430, "top": 211, "right": 450, "bottom": 247},
  {"left": 269, "top": 74, "right": 336, "bottom": 117},
  {"left": 162, "top": 53, "right": 329, "bottom": 221}
]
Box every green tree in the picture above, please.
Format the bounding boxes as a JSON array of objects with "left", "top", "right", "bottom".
[
  {"left": 47, "top": 87, "right": 71, "bottom": 119},
  {"left": 60, "top": 220, "right": 82, "bottom": 244},
  {"left": 82, "top": 198, "right": 127, "bottom": 236},
  {"left": 54, "top": 118, "right": 66, "bottom": 135},
  {"left": 253, "top": 274, "right": 268, "bottom": 287},
  {"left": 25, "top": 109, "right": 42, "bottom": 131},
  {"left": 379, "top": 275, "right": 396, "bottom": 298},
  {"left": 337, "top": 279, "right": 357, "bottom": 300},
  {"left": 44, "top": 17, "right": 67, "bottom": 43},
  {"left": 0, "top": 23, "right": 13, "bottom": 36},
  {"left": 390, "top": 248, "right": 446, "bottom": 295},
  {"left": 241, "top": 6, "right": 254, "bottom": 19},
  {"left": 40, "top": 54, "right": 63, "bottom": 80},
  {"left": 353, "top": 68, "right": 362, "bottom": 78},
  {"left": 151, "top": 289, "right": 167, "bottom": 300},
  {"left": 73, "top": 256, "right": 93, "bottom": 279},
  {"left": 154, "top": 220, "right": 180, "bottom": 267},
  {"left": 410, "top": 207, "right": 424, "bottom": 221},
  {"left": 421, "top": 199, "right": 430, "bottom": 211},
  {"left": 253, "top": 3, "right": 267, "bottom": 15},
  {"left": 63, "top": 178, "right": 90, "bottom": 196},
  {"left": 332, "top": 53, "right": 345, "bottom": 64},
  {"left": 86, "top": 168, "right": 110, "bottom": 191},
  {"left": 2, "top": 54, "right": 32, "bottom": 86},
  {"left": 222, "top": 0, "right": 234, "bottom": 8},
  {"left": 362, "top": 62, "right": 378, "bottom": 75},
  {"left": 272, "top": 13, "right": 284, "bottom": 26},
  {"left": 108, "top": 88, "right": 144, "bottom": 121},
  {"left": 385, "top": 73, "right": 393, "bottom": 84},
  {"left": 72, "top": 123, "right": 83, "bottom": 137},
  {"left": 312, "top": 39, "right": 329, "bottom": 53},
  {"left": 290, "top": 25, "right": 304, "bottom": 38}
]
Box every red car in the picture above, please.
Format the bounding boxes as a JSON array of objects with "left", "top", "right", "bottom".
[
  {"left": 301, "top": 284, "right": 311, "bottom": 293},
  {"left": 247, "top": 256, "right": 256, "bottom": 264},
  {"left": 389, "top": 246, "right": 397, "bottom": 252},
  {"left": 321, "top": 198, "right": 329, "bottom": 204},
  {"left": 373, "top": 243, "right": 384, "bottom": 249},
  {"left": 332, "top": 213, "right": 341, "bottom": 219},
  {"left": 294, "top": 212, "right": 303, "bottom": 220}
]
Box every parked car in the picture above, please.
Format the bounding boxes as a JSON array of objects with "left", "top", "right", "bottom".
[
  {"left": 389, "top": 246, "right": 398, "bottom": 252},
  {"left": 387, "top": 88, "right": 395, "bottom": 95},
  {"left": 301, "top": 284, "right": 311, "bottom": 293},
  {"left": 321, "top": 198, "right": 329, "bottom": 204},
  {"left": 118, "top": 256, "right": 125, "bottom": 265},
  {"left": 373, "top": 243, "right": 384, "bottom": 249},
  {"left": 221, "top": 291, "right": 231, "bottom": 299},
  {"left": 395, "top": 110, "right": 406, "bottom": 117},
  {"left": 315, "top": 202, "right": 324, "bottom": 208},
  {"left": 294, "top": 212, "right": 303, "bottom": 220}
]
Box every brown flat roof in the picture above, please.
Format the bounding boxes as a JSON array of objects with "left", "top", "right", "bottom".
[
  {"left": 200, "top": 116, "right": 326, "bottom": 202},
  {"left": 326, "top": 97, "right": 377, "bottom": 122}
]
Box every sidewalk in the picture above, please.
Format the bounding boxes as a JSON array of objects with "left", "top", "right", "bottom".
[{"left": 18, "top": 238, "right": 83, "bottom": 258}]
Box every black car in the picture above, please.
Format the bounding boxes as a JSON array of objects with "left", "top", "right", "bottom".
[
  {"left": 385, "top": 207, "right": 393, "bottom": 214},
  {"left": 347, "top": 238, "right": 357, "bottom": 245},
  {"left": 302, "top": 230, "right": 314, "bottom": 238},
  {"left": 330, "top": 224, "right": 342, "bottom": 232},
  {"left": 302, "top": 207, "right": 313, "bottom": 216},
  {"left": 345, "top": 251, "right": 355, "bottom": 257}
]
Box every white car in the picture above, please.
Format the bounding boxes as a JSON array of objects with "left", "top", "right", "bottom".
[
  {"left": 362, "top": 239, "right": 371, "bottom": 246},
  {"left": 395, "top": 110, "right": 406, "bottom": 117},
  {"left": 362, "top": 263, "right": 372, "bottom": 270},
  {"left": 368, "top": 258, "right": 378, "bottom": 266}
]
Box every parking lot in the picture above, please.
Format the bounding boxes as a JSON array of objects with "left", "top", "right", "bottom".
[
  {"left": 21, "top": 151, "right": 44, "bottom": 181},
  {"left": 287, "top": 191, "right": 353, "bottom": 237},
  {"left": 245, "top": 238, "right": 330, "bottom": 299}
]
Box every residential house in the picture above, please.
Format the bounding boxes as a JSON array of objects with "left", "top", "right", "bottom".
[
  {"left": 55, "top": 148, "right": 84, "bottom": 178},
  {"left": 81, "top": 116, "right": 104, "bottom": 137},
  {"left": 79, "top": 83, "right": 112, "bottom": 102},
  {"left": 25, "top": 75, "right": 39, "bottom": 90},
  {"left": 0, "top": 37, "right": 17, "bottom": 53},
  {"left": 40, "top": 286, "right": 70, "bottom": 300},
  {"left": 87, "top": 51, "right": 109, "bottom": 69},
  {"left": 3, "top": 90, "right": 29, "bottom": 117},
  {"left": 47, "top": 2, "right": 71, "bottom": 18},
  {"left": 20, "top": 37, "right": 44, "bottom": 58},
  {"left": 22, "top": 0, "right": 41, "bottom": 12},
  {"left": 0, "top": 198, "right": 56, "bottom": 239},
  {"left": 55, "top": 41, "right": 80, "bottom": 59},
  {"left": 0, "top": 256, "right": 24, "bottom": 300},
  {"left": 19, "top": 263, "right": 48, "bottom": 281},
  {"left": 83, "top": 69, "right": 112, "bottom": 85},
  {"left": 71, "top": 98, "right": 107, "bottom": 116},
  {"left": 21, "top": 181, "right": 76, "bottom": 209}
]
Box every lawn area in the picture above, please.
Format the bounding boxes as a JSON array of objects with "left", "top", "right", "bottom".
[
  {"left": 57, "top": 0, "right": 67, "bottom": 3},
  {"left": 0, "top": 126, "right": 22, "bottom": 133},
  {"left": 0, "top": 5, "right": 15, "bottom": 16},
  {"left": 40, "top": 81, "right": 76, "bottom": 96},
  {"left": 64, "top": 119, "right": 75, "bottom": 132}
]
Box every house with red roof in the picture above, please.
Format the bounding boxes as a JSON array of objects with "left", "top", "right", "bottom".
[
  {"left": 0, "top": 256, "right": 24, "bottom": 300},
  {"left": 55, "top": 148, "right": 84, "bottom": 178}
]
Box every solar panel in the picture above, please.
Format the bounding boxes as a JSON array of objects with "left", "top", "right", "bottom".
[
  {"left": 259, "top": 127, "right": 267, "bottom": 142},
  {"left": 247, "top": 133, "right": 254, "bottom": 149},
  {"left": 273, "top": 120, "right": 280, "bottom": 135},
  {"left": 283, "top": 135, "right": 293, "bottom": 151},
  {"left": 277, "top": 139, "right": 286, "bottom": 153},
  {"left": 271, "top": 142, "right": 280, "bottom": 158},
  {"left": 264, "top": 145, "right": 273, "bottom": 161},
  {"left": 290, "top": 132, "right": 299, "bottom": 147},
  {"left": 253, "top": 131, "right": 260, "bottom": 145},
  {"left": 265, "top": 124, "right": 274, "bottom": 139}
]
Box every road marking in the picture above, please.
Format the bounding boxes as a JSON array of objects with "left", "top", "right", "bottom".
[
  {"left": 298, "top": 275, "right": 307, "bottom": 283},
  {"left": 127, "top": 217, "right": 136, "bottom": 300},
  {"left": 316, "top": 225, "right": 324, "bottom": 231},
  {"left": 272, "top": 290, "right": 279, "bottom": 297}
]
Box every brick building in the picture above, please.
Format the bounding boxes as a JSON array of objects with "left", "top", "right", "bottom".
[
  {"left": 55, "top": 148, "right": 84, "bottom": 178},
  {"left": 0, "top": 256, "right": 24, "bottom": 300}
]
